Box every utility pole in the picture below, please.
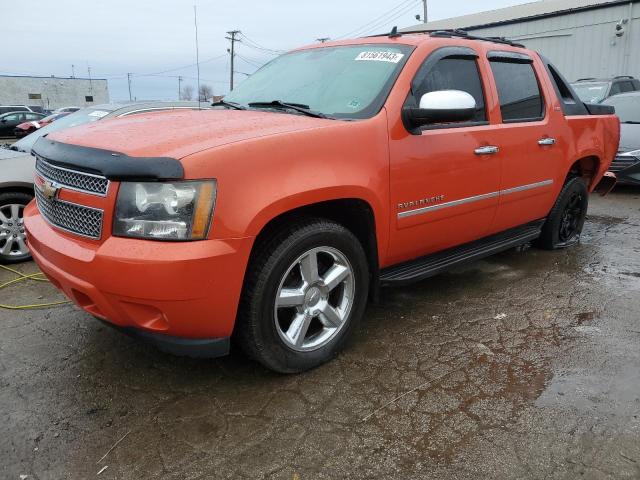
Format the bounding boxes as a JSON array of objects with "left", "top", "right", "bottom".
[
  {"left": 316, "top": 37, "right": 330, "bottom": 43},
  {"left": 422, "top": 0, "right": 428, "bottom": 23},
  {"left": 87, "top": 65, "right": 93, "bottom": 93},
  {"left": 194, "top": 5, "right": 201, "bottom": 107},
  {"left": 71, "top": 64, "right": 75, "bottom": 78},
  {"left": 127, "top": 73, "right": 132, "bottom": 101},
  {"left": 226, "top": 30, "right": 240, "bottom": 92},
  {"left": 178, "top": 76, "right": 183, "bottom": 100}
]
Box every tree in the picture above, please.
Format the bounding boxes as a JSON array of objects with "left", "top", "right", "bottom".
[
  {"left": 198, "top": 84, "right": 214, "bottom": 102},
  {"left": 180, "top": 85, "right": 194, "bottom": 101}
]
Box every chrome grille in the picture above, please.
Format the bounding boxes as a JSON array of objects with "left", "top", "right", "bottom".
[
  {"left": 35, "top": 188, "right": 103, "bottom": 239},
  {"left": 610, "top": 155, "right": 640, "bottom": 173},
  {"left": 35, "top": 157, "right": 109, "bottom": 196}
]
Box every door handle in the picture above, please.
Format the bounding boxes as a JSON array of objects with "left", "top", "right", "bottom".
[
  {"left": 538, "top": 137, "right": 556, "bottom": 146},
  {"left": 474, "top": 146, "right": 499, "bottom": 155}
]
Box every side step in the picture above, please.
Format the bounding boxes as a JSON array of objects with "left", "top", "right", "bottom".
[{"left": 380, "top": 220, "right": 544, "bottom": 286}]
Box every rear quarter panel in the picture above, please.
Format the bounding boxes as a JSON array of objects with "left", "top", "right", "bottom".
[{"left": 563, "top": 115, "right": 620, "bottom": 190}]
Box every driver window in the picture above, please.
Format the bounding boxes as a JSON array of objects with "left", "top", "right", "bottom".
[{"left": 414, "top": 57, "right": 487, "bottom": 122}]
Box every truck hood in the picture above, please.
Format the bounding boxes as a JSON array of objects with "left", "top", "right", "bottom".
[
  {"left": 47, "top": 109, "right": 332, "bottom": 159},
  {"left": 619, "top": 123, "right": 640, "bottom": 154}
]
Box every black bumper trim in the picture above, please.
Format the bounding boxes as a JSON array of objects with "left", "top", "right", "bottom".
[
  {"left": 97, "top": 319, "right": 230, "bottom": 358},
  {"left": 32, "top": 137, "right": 184, "bottom": 181}
]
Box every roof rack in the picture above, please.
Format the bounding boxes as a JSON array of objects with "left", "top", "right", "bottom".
[
  {"left": 367, "top": 27, "right": 525, "bottom": 48},
  {"left": 427, "top": 29, "right": 525, "bottom": 48},
  {"left": 576, "top": 77, "right": 597, "bottom": 81}
]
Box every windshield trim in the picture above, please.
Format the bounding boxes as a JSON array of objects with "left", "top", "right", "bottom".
[{"left": 226, "top": 43, "right": 416, "bottom": 121}]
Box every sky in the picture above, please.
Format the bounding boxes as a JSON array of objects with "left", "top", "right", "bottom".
[{"left": 3, "top": 0, "right": 534, "bottom": 101}]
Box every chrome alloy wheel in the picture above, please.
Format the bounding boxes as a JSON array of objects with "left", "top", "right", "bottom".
[
  {"left": 0, "top": 204, "right": 28, "bottom": 258},
  {"left": 274, "top": 246, "right": 355, "bottom": 352}
]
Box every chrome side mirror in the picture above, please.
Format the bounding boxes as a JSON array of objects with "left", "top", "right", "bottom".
[{"left": 404, "top": 90, "right": 477, "bottom": 130}]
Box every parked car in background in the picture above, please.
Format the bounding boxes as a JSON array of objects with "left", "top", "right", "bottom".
[
  {"left": 603, "top": 92, "right": 640, "bottom": 185},
  {"left": 14, "top": 112, "right": 70, "bottom": 138},
  {"left": 0, "top": 112, "right": 46, "bottom": 137},
  {"left": 0, "top": 105, "right": 39, "bottom": 115},
  {"left": 571, "top": 76, "right": 640, "bottom": 103},
  {"left": 53, "top": 106, "right": 80, "bottom": 114},
  {"left": 24, "top": 33, "right": 619, "bottom": 372},
  {"left": 0, "top": 101, "right": 211, "bottom": 263}
]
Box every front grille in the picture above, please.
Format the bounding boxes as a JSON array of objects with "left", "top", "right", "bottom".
[
  {"left": 36, "top": 157, "right": 109, "bottom": 196},
  {"left": 610, "top": 155, "right": 640, "bottom": 173},
  {"left": 35, "top": 188, "right": 103, "bottom": 239}
]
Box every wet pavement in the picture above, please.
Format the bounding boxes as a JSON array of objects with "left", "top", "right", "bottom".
[{"left": 2, "top": 188, "right": 640, "bottom": 479}]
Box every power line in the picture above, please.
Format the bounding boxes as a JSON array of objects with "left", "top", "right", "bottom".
[
  {"left": 335, "top": 0, "right": 419, "bottom": 39},
  {"left": 238, "top": 33, "right": 287, "bottom": 54},
  {"left": 357, "top": 0, "right": 423, "bottom": 37},
  {"left": 236, "top": 53, "right": 263, "bottom": 69}
]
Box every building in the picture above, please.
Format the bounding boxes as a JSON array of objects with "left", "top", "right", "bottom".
[
  {"left": 402, "top": 0, "right": 639, "bottom": 82},
  {"left": 0, "top": 75, "right": 109, "bottom": 110}
]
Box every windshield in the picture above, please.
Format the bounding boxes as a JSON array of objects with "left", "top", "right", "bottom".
[
  {"left": 571, "top": 82, "right": 609, "bottom": 103},
  {"left": 603, "top": 95, "right": 640, "bottom": 123},
  {"left": 12, "top": 106, "right": 116, "bottom": 153},
  {"left": 225, "top": 44, "right": 414, "bottom": 119}
]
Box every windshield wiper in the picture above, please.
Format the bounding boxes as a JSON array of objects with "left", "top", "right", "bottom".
[
  {"left": 211, "top": 100, "right": 247, "bottom": 110},
  {"left": 622, "top": 121, "right": 640, "bottom": 124},
  {"left": 248, "top": 100, "right": 332, "bottom": 119}
]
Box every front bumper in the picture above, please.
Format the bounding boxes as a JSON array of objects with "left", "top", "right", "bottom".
[{"left": 24, "top": 202, "right": 254, "bottom": 356}]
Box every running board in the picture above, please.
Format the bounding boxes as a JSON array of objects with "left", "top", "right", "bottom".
[{"left": 380, "top": 220, "right": 544, "bottom": 286}]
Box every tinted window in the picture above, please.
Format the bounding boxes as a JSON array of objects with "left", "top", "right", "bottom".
[
  {"left": 414, "top": 57, "right": 486, "bottom": 122},
  {"left": 0, "top": 106, "right": 28, "bottom": 114},
  {"left": 619, "top": 81, "right": 634, "bottom": 93},
  {"left": 610, "top": 83, "right": 621, "bottom": 96},
  {"left": 490, "top": 61, "right": 544, "bottom": 121}
]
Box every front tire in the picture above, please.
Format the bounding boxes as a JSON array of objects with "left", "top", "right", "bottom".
[
  {"left": 537, "top": 177, "right": 588, "bottom": 250},
  {"left": 236, "top": 218, "right": 369, "bottom": 373},
  {"left": 0, "top": 192, "right": 32, "bottom": 264}
]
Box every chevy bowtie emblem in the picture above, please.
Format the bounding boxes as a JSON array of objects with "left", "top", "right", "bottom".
[{"left": 39, "top": 180, "right": 60, "bottom": 200}]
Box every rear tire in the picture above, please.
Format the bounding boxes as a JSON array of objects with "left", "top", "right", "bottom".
[
  {"left": 536, "top": 177, "right": 588, "bottom": 250},
  {"left": 235, "top": 218, "right": 369, "bottom": 373},
  {"left": 0, "top": 192, "right": 32, "bottom": 264}
]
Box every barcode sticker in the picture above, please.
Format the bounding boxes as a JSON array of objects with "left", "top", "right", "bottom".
[{"left": 355, "top": 51, "right": 405, "bottom": 63}]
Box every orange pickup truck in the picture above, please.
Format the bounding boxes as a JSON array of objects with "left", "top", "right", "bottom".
[{"left": 24, "top": 30, "right": 619, "bottom": 373}]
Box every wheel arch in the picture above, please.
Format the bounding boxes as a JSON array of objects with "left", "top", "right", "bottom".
[
  {"left": 0, "top": 183, "right": 35, "bottom": 198},
  {"left": 566, "top": 154, "right": 601, "bottom": 190},
  {"left": 247, "top": 196, "right": 382, "bottom": 302}
]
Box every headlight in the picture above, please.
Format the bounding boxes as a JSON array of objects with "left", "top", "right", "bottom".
[{"left": 113, "top": 180, "right": 217, "bottom": 240}]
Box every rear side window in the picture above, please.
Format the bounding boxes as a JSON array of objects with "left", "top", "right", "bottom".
[
  {"left": 545, "top": 61, "right": 588, "bottom": 116},
  {"left": 414, "top": 57, "right": 487, "bottom": 122},
  {"left": 490, "top": 61, "right": 544, "bottom": 122}
]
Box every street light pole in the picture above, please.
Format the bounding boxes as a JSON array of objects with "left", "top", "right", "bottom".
[{"left": 422, "top": 0, "right": 428, "bottom": 23}]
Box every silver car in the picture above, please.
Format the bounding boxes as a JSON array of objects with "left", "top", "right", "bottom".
[{"left": 0, "top": 102, "right": 211, "bottom": 263}]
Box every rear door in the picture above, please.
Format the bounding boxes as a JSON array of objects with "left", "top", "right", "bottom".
[
  {"left": 387, "top": 46, "right": 502, "bottom": 264},
  {"left": 485, "top": 52, "right": 560, "bottom": 233}
]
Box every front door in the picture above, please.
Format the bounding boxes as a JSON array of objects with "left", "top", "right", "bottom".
[{"left": 387, "top": 46, "right": 502, "bottom": 265}]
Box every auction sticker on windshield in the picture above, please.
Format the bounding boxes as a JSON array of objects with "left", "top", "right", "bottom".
[{"left": 355, "top": 51, "right": 404, "bottom": 63}]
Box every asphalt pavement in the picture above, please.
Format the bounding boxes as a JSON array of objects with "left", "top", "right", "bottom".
[{"left": 1, "top": 188, "right": 639, "bottom": 479}]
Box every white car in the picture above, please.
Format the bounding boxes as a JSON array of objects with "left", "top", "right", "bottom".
[{"left": 0, "top": 101, "right": 211, "bottom": 263}]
